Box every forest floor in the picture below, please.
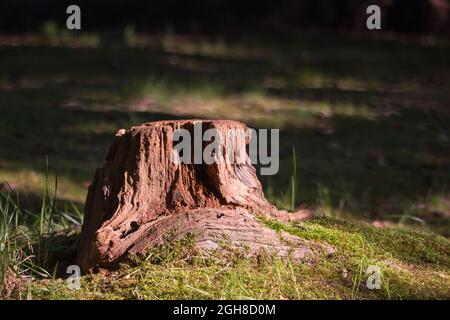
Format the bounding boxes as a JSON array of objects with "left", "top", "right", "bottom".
[
  {"left": 17, "top": 217, "right": 450, "bottom": 300},
  {"left": 0, "top": 29, "right": 449, "bottom": 299}
]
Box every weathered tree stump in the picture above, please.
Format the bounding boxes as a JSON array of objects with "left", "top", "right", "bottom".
[{"left": 77, "top": 120, "right": 331, "bottom": 272}]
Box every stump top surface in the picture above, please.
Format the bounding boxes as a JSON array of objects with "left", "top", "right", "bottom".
[{"left": 130, "top": 119, "right": 248, "bottom": 129}]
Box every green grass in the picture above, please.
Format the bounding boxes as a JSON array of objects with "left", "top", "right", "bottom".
[
  {"left": 0, "top": 184, "right": 82, "bottom": 296},
  {"left": 0, "top": 181, "right": 448, "bottom": 300},
  {"left": 0, "top": 34, "right": 450, "bottom": 228},
  {"left": 0, "top": 190, "right": 50, "bottom": 296},
  {"left": 2, "top": 32, "right": 448, "bottom": 234},
  {"left": 0, "top": 32, "right": 449, "bottom": 299},
  {"left": 15, "top": 216, "right": 449, "bottom": 300}
]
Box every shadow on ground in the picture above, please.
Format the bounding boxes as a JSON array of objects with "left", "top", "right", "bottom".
[{"left": 0, "top": 34, "right": 449, "bottom": 234}]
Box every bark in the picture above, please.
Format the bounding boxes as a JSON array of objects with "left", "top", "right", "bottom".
[{"left": 77, "top": 120, "right": 332, "bottom": 272}]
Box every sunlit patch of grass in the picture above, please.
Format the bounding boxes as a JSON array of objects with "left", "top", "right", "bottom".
[
  {"left": 121, "top": 77, "right": 226, "bottom": 109},
  {"left": 260, "top": 216, "right": 450, "bottom": 299},
  {"left": 37, "top": 21, "right": 100, "bottom": 48},
  {"left": 0, "top": 169, "right": 87, "bottom": 204},
  {"left": 160, "top": 35, "right": 265, "bottom": 60}
]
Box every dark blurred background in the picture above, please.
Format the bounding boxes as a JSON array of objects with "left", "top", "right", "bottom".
[
  {"left": 0, "top": 0, "right": 449, "bottom": 236},
  {"left": 1, "top": 0, "right": 449, "bottom": 35}
]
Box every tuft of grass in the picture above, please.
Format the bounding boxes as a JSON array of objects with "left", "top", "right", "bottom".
[
  {"left": 265, "top": 145, "right": 299, "bottom": 212},
  {"left": 291, "top": 145, "right": 297, "bottom": 212},
  {"left": 0, "top": 172, "right": 82, "bottom": 297},
  {"left": 0, "top": 190, "right": 51, "bottom": 296}
]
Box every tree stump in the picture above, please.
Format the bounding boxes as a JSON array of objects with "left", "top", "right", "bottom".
[{"left": 77, "top": 120, "right": 331, "bottom": 272}]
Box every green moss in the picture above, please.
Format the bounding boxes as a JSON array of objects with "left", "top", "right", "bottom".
[
  {"left": 21, "top": 217, "right": 450, "bottom": 300},
  {"left": 260, "top": 216, "right": 450, "bottom": 299}
]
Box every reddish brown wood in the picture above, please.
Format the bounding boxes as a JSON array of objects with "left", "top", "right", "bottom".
[{"left": 77, "top": 120, "right": 331, "bottom": 272}]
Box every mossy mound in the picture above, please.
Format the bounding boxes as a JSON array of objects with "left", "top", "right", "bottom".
[{"left": 24, "top": 217, "right": 450, "bottom": 300}]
